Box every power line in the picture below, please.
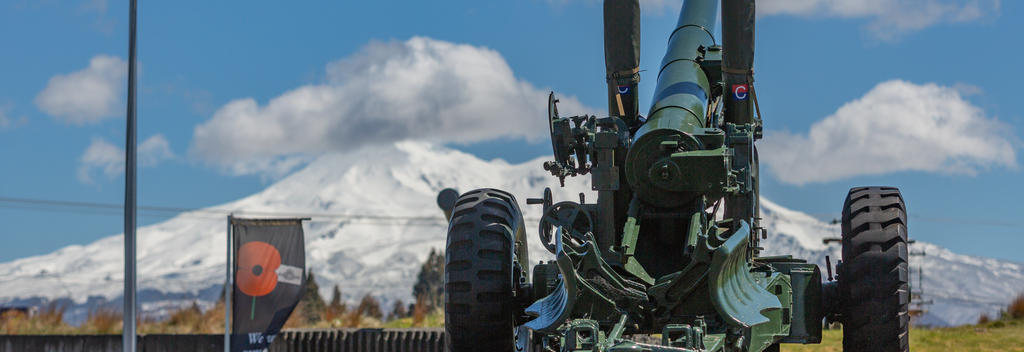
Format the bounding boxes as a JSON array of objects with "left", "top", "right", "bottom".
[
  {"left": 0, "top": 196, "right": 446, "bottom": 224},
  {"left": 0, "top": 203, "right": 458, "bottom": 227},
  {"left": 800, "top": 210, "right": 1018, "bottom": 228}
]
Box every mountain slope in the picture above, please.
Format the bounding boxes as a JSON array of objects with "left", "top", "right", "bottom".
[{"left": 0, "top": 142, "right": 1019, "bottom": 326}]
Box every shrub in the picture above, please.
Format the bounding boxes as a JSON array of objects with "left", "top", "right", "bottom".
[
  {"left": 387, "top": 299, "right": 407, "bottom": 321},
  {"left": 164, "top": 301, "right": 203, "bottom": 333},
  {"left": 412, "top": 295, "right": 429, "bottom": 327},
  {"left": 83, "top": 307, "right": 121, "bottom": 334},
  {"left": 978, "top": 313, "right": 991, "bottom": 325},
  {"left": 1008, "top": 293, "right": 1024, "bottom": 320},
  {"left": 412, "top": 249, "right": 444, "bottom": 311},
  {"left": 325, "top": 284, "right": 346, "bottom": 324},
  {"left": 355, "top": 294, "right": 383, "bottom": 320},
  {"left": 299, "top": 271, "right": 326, "bottom": 324}
]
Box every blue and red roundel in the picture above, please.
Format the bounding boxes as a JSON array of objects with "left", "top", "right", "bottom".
[{"left": 732, "top": 84, "right": 749, "bottom": 101}]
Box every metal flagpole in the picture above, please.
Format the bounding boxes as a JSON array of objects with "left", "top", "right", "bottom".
[
  {"left": 225, "top": 214, "right": 233, "bottom": 352},
  {"left": 123, "top": 0, "right": 139, "bottom": 350}
]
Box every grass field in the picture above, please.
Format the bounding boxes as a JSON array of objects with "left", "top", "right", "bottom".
[{"left": 784, "top": 319, "right": 1024, "bottom": 352}]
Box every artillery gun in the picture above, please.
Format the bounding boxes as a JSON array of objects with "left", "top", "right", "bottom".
[{"left": 441, "top": 0, "right": 910, "bottom": 351}]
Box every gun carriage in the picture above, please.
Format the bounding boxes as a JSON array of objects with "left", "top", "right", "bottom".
[{"left": 441, "top": 1, "right": 910, "bottom": 351}]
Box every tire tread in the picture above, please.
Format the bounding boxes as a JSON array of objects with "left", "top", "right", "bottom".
[
  {"left": 445, "top": 188, "right": 523, "bottom": 352},
  {"left": 840, "top": 186, "right": 910, "bottom": 352}
]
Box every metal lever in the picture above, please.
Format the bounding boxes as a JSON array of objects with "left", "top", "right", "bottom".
[{"left": 825, "top": 255, "right": 834, "bottom": 281}]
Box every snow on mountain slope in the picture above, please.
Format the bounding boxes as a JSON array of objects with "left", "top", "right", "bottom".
[{"left": 0, "top": 142, "right": 1020, "bottom": 326}]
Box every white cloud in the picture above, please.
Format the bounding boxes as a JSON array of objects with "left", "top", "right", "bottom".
[
  {"left": 139, "top": 134, "right": 174, "bottom": 167},
  {"left": 78, "top": 138, "right": 122, "bottom": 183},
  {"left": 79, "top": 0, "right": 107, "bottom": 13},
  {"left": 759, "top": 80, "right": 1017, "bottom": 185},
  {"left": 0, "top": 103, "right": 26, "bottom": 130},
  {"left": 759, "top": 0, "right": 999, "bottom": 40},
  {"left": 77, "top": 0, "right": 115, "bottom": 34},
  {"left": 190, "top": 37, "right": 592, "bottom": 178},
  {"left": 78, "top": 134, "right": 175, "bottom": 184},
  {"left": 548, "top": 0, "right": 680, "bottom": 12},
  {"left": 35, "top": 55, "right": 126, "bottom": 125},
  {"left": 549, "top": 0, "right": 997, "bottom": 40}
]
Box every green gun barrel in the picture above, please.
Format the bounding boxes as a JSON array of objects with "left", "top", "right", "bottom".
[{"left": 625, "top": 0, "right": 722, "bottom": 207}]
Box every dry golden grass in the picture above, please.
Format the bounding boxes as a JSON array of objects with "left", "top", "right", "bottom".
[
  {"left": 323, "top": 303, "right": 345, "bottom": 324},
  {"left": 342, "top": 309, "right": 363, "bottom": 328},
  {"left": 2, "top": 301, "right": 228, "bottom": 335},
  {"left": 0, "top": 304, "right": 72, "bottom": 334},
  {"left": 140, "top": 301, "right": 226, "bottom": 334},
  {"left": 81, "top": 307, "right": 120, "bottom": 334}
]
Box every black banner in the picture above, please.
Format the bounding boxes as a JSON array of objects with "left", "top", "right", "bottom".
[{"left": 231, "top": 218, "right": 306, "bottom": 352}]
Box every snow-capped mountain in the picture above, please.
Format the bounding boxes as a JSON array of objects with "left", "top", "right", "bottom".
[{"left": 0, "top": 142, "right": 1020, "bottom": 326}]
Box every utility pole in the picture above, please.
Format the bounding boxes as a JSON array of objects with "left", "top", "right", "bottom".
[
  {"left": 123, "top": 0, "right": 139, "bottom": 350},
  {"left": 225, "top": 214, "right": 233, "bottom": 352}
]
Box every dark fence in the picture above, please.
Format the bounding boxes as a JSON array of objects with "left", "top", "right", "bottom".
[
  {"left": 272, "top": 328, "right": 446, "bottom": 352},
  {"left": 0, "top": 328, "right": 446, "bottom": 352},
  {"left": 0, "top": 329, "right": 678, "bottom": 351}
]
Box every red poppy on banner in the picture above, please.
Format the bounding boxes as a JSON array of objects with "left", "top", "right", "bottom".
[{"left": 236, "top": 241, "right": 281, "bottom": 297}]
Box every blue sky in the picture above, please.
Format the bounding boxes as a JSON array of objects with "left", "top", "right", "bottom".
[{"left": 0, "top": 0, "right": 1020, "bottom": 263}]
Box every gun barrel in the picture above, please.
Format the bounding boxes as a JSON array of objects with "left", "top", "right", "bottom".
[
  {"left": 643, "top": 0, "right": 717, "bottom": 137},
  {"left": 625, "top": 0, "right": 719, "bottom": 207},
  {"left": 630, "top": 0, "right": 718, "bottom": 158}
]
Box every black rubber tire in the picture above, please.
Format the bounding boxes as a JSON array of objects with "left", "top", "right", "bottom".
[
  {"left": 445, "top": 188, "right": 524, "bottom": 352},
  {"left": 839, "top": 187, "right": 910, "bottom": 352}
]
